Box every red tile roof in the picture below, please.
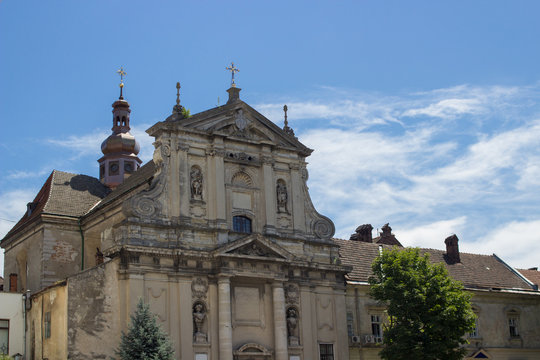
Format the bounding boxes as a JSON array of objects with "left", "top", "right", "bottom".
[
  {"left": 333, "top": 238, "right": 535, "bottom": 291},
  {"left": 1, "top": 170, "right": 110, "bottom": 242},
  {"left": 517, "top": 268, "right": 540, "bottom": 287}
]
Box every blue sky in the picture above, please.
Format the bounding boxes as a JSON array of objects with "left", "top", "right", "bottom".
[{"left": 2, "top": 1, "right": 540, "bottom": 275}]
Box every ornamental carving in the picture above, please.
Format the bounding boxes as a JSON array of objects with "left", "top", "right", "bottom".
[
  {"left": 193, "top": 301, "right": 207, "bottom": 343},
  {"left": 286, "top": 306, "right": 300, "bottom": 346},
  {"left": 284, "top": 283, "right": 299, "bottom": 305},
  {"left": 132, "top": 197, "right": 161, "bottom": 218},
  {"left": 313, "top": 218, "right": 334, "bottom": 239},
  {"left": 190, "top": 166, "right": 203, "bottom": 200},
  {"left": 191, "top": 277, "right": 208, "bottom": 300},
  {"left": 236, "top": 243, "right": 271, "bottom": 257},
  {"left": 276, "top": 179, "right": 288, "bottom": 214},
  {"left": 161, "top": 144, "right": 171, "bottom": 157}
]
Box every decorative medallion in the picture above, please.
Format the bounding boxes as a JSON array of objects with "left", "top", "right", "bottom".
[
  {"left": 284, "top": 283, "right": 299, "bottom": 305},
  {"left": 192, "top": 277, "right": 208, "bottom": 300}
]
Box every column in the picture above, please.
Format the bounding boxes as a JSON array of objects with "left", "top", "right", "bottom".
[
  {"left": 273, "top": 282, "right": 289, "bottom": 360},
  {"left": 218, "top": 276, "right": 233, "bottom": 360}
]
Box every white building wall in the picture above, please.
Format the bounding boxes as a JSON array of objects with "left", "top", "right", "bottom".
[{"left": 0, "top": 292, "right": 25, "bottom": 357}]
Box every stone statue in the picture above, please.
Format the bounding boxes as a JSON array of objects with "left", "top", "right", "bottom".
[
  {"left": 286, "top": 307, "right": 299, "bottom": 345},
  {"left": 277, "top": 180, "right": 288, "bottom": 213},
  {"left": 190, "top": 167, "right": 203, "bottom": 200},
  {"left": 193, "top": 303, "right": 207, "bottom": 343}
]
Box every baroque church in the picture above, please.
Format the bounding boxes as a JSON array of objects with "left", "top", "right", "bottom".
[{"left": 2, "top": 69, "right": 540, "bottom": 360}]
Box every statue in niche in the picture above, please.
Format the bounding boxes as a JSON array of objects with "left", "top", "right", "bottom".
[
  {"left": 190, "top": 167, "right": 203, "bottom": 200},
  {"left": 276, "top": 180, "right": 288, "bottom": 213},
  {"left": 286, "top": 307, "right": 299, "bottom": 346},
  {"left": 193, "top": 302, "right": 207, "bottom": 343}
]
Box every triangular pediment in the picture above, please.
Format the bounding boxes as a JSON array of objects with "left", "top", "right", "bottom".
[
  {"left": 469, "top": 349, "right": 490, "bottom": 359},
  {"left": 169, "top": 101, "right": 312, "bottom": 156},
  {"left": 214, "top": 234, "right": 294, "bottom": 261}
]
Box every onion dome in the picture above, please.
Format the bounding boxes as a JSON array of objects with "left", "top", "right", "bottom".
[
  {"left": 100, "top": 99, "right": 141, "bottom": 156},
  {"left": 98, "top": 68, "right": 142, "bottom": 188}
]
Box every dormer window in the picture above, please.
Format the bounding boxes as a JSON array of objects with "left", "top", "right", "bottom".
[{"left": 233, "top": 216, "right": 252, "bottom": 233}]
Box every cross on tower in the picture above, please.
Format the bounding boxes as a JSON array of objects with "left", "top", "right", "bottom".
[
  {"left": 225, "top": 62, "right": 240, "bottom": 88},
  {"left": 116, "top": 67, "right": 126, "bottom": 99}
]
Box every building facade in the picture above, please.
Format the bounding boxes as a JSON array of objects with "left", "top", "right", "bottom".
[{"left": 2, "top": 80, "right": 540, "bottom": 360}]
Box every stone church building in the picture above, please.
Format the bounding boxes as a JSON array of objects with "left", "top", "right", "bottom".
[{"left": 2, "top": 78, "right": 540, "bottom": 360}]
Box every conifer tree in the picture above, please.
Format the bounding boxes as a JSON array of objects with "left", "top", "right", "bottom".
[
  {"left": 116, "top": 298, "right": 175, "bottom": 360},
  {"left": 369, "top": 247, "right": 475, "bottom": 360}
]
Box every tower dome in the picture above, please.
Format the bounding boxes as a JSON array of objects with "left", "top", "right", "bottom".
[{"left": 98, "top": 69, "right": 142, "bottom": 188}]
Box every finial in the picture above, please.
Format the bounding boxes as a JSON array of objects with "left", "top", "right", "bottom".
[
  {"left": 172, "top": 81, "right": 184, "bottom": 117},
  {"left": 225, "top": 62, "right": 240, "bottom": 88},
  {"left": 117, "top": 66, "right": 126, "bottom": 99},
  {"left": 283, "top": 104, "right": 295, "bottom": 137}
]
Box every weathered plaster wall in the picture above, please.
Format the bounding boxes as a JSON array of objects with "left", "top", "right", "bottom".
[
  {"left": 3, "top": 227, "right": 43, "bottom": 293},
  {"left": 67, "top": 260, "right": 121, "bottom": 360},
  {"left": 42, "top": 223, "right": 82, "bottom": 288},
  {"left": 27, "top": 283, "right": 68, "bottom": 360}
]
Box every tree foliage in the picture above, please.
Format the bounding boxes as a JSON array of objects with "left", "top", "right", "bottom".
[
  {"left": 369, "top": 247, "right": 475, "bottom": 360},
  {"left": 116, "top": 298, "right": 175, "bottom": 360}
]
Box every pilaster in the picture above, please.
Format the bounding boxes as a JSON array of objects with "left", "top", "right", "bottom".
[{"left": 273, "top": 282, "right": 289, "bottom": 360}]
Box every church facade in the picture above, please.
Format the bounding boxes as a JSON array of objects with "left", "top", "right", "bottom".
[
  {"left": 2, "top": 81, "right": 350, "bottom": 360},
  {"left": 2, "top": 76, "right": 540, "bottom": 360}
]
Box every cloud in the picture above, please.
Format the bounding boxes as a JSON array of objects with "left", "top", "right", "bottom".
[
  {"left": 5, "top": 169, "right": 51, "bottom": 180},
  {"left": 462, "top": 219, "right": 540, "bottom": 269},
  {"left": 44, "top": 124, "right": 155, "bottom": 163},
  {"left": 397, "top": 217, "right": 468, "bottom": 250},
  {"left": 0, "top": 188, "right": 37, "bottom": 277},
  {"left": 403, "top": 98, "right": 482, "bottom": 119}
]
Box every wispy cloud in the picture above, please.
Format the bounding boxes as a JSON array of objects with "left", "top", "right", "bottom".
[
  {"left": 257, "top": 83, "right": 540, "bottom": 269},
  {"left": 0, "top": 188, "right": 37, "bottom": 276},
  {"left": 44, "top": 124, "right": 155, "bottom": 163}
]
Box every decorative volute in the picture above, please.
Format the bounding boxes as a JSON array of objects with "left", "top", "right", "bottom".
[{"left": 98, "top": 67, "right": 142, "bottom": 188}]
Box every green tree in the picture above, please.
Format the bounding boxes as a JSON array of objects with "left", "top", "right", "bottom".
[
  {"left": 369, "top": 247, "right": 475, "bottom": 360},
  {"left": 116, "top": 298, "right": 175, "bottom": 360}
]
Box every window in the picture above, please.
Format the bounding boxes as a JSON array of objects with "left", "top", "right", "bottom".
[
  {"left": 508, "top": 315, "right": 519, "bottom": 337},
  {"left": 44, "top": 312, "right": 51, "bottom": 339},
  {"left": 0, "top": 320, "right": 9, "bottom": 355},
  {"left": 469, "top": 316, "right": 479, "bottom": 338},
  {"left": 346, "top": 312, "right": 354, "bottom": 336},
  {"left": 319, "top": 343, "right": 334, "bottom": 360},
  {"left": 371, "top": 314, "right": 382, "bottom": 341},
  {"left": 233, "top": 216, "right": 252, "bottom": 233}
]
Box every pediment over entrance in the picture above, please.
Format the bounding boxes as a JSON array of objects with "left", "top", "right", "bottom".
[
  {"left": 214, "top": 234, "right": 294, "bottom": 261},
  {"left": 233, "top": 343, "right": 273, "bottom": 359},
  {"left": 468, "top": 349, "right": 490, "bottom": 359}
]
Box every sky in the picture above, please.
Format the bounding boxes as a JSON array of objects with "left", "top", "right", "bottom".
[{"left": 2, "top": 1, "right": 540, "bottom": 276}]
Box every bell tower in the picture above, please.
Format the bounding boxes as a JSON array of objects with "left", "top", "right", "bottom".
[{"left": 98, "top": 67, "right": 142, "bottom": 188}]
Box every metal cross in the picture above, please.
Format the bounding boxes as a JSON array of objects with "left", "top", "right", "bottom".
[
  {"left": 225, "top": 62, "right": 239, "bottom": 87},
  {"left": 117, "top": 67, "right": 126, "bottom": 99},
  {"left": 117, "top": 67, "right": 126, "bottom": 82}
]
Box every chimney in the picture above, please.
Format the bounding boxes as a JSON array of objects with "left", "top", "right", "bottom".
[
  {"left": 9, "top": 273, "right": 17, "bottom": 292},
  {"left": 445, "top": 234, "right": 460, "bottom": 264},
  {"left": 350, "top": 224, "right": 373, "bottom": 242}
]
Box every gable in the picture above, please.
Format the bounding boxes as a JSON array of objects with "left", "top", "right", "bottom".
[
  {"left": 158, "top": 101, "right": 312, "bottom": 156},
  {"left": 215, "top": 234, "right": 294, "bottom": 261}
]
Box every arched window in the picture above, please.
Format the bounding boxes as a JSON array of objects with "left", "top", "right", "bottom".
[{"left": 233, "top": 216, "right": 252, "bottom": 233}]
